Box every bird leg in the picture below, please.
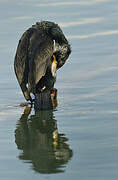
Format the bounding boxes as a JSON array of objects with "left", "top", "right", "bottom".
[
  {"left": 20, "top": 82, "right": 33, "bottom": 102},
  {"left": 51, "top": 88, "right": 58, "bottom": 108}
]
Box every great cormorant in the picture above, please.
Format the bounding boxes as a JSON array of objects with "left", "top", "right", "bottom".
[{"left": 14, "top": 21, "right": 71, "bottom": 109}]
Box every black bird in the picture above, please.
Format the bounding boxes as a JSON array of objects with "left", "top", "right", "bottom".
[{"left": 14, "top": 21, "right": 71, "bottom": 109}]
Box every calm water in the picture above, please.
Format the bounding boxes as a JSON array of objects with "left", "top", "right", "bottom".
[{"left": 0, "top": 0, "right": 118, "bottom": 179}]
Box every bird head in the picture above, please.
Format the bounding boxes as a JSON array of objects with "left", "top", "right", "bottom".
[{"left": 54, "top": 43, "right": 71, "bottom": 69}]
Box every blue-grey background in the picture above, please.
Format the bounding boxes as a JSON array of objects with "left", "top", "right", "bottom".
[{"left": 0, "top": 0, "right": 118, "bottom": 179}]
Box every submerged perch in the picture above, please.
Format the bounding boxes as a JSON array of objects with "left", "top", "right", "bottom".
[
  {"left": 34, "top": 88, "right": 58, "bottom": 110},
  {"left": 14, "top": 21, "right": 71, "bottom": 110},
  {"left": 20, "top": 88, "right": 58, "bottom": 110}
]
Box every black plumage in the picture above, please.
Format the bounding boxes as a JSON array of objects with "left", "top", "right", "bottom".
[{"left": 14, "top": 21, "right": 71, "bottom": 109}]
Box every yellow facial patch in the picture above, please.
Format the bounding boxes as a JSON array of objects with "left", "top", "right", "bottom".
[
  {"left": 52, "top": 55, "right": 57, "bottom": 69},
  {"left": 51, "top": 55, "right": 57, "bottom": 77}
]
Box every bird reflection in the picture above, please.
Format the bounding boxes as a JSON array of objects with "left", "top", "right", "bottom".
[{"left": 15, "top": 105, "right": 73, "bottom": 174}]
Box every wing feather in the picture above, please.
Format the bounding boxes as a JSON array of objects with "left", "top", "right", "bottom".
[
  {"left": 28, "top": 29, "right": 54, "bottom": 93},
  {"left": 14, "top": 28, "right": 34, "bottom": 85}
]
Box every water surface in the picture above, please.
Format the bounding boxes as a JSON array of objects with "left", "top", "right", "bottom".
[{"left": 0, "top": 0, "right": 118, "bottom": 179}]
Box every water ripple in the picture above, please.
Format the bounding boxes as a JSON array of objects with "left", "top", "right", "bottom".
[
  {"left": 69, "top": 66, "right": 118, "bottom": 82},
  {"left": 77, "top": 85, "right": 118, "bottom": 100},
  {"left": 59, "top": 18, "right": 103, "bottom": 28},
  {"left": 68, "top": 30, "right": 118, "bottom": 39},
  {"left": 37, "top": 0, "right": 111, "bottom": 7}
]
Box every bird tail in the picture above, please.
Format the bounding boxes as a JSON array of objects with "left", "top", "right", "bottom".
[{"left": 34, "top": 90, "right": 53, "bottom": 111}]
